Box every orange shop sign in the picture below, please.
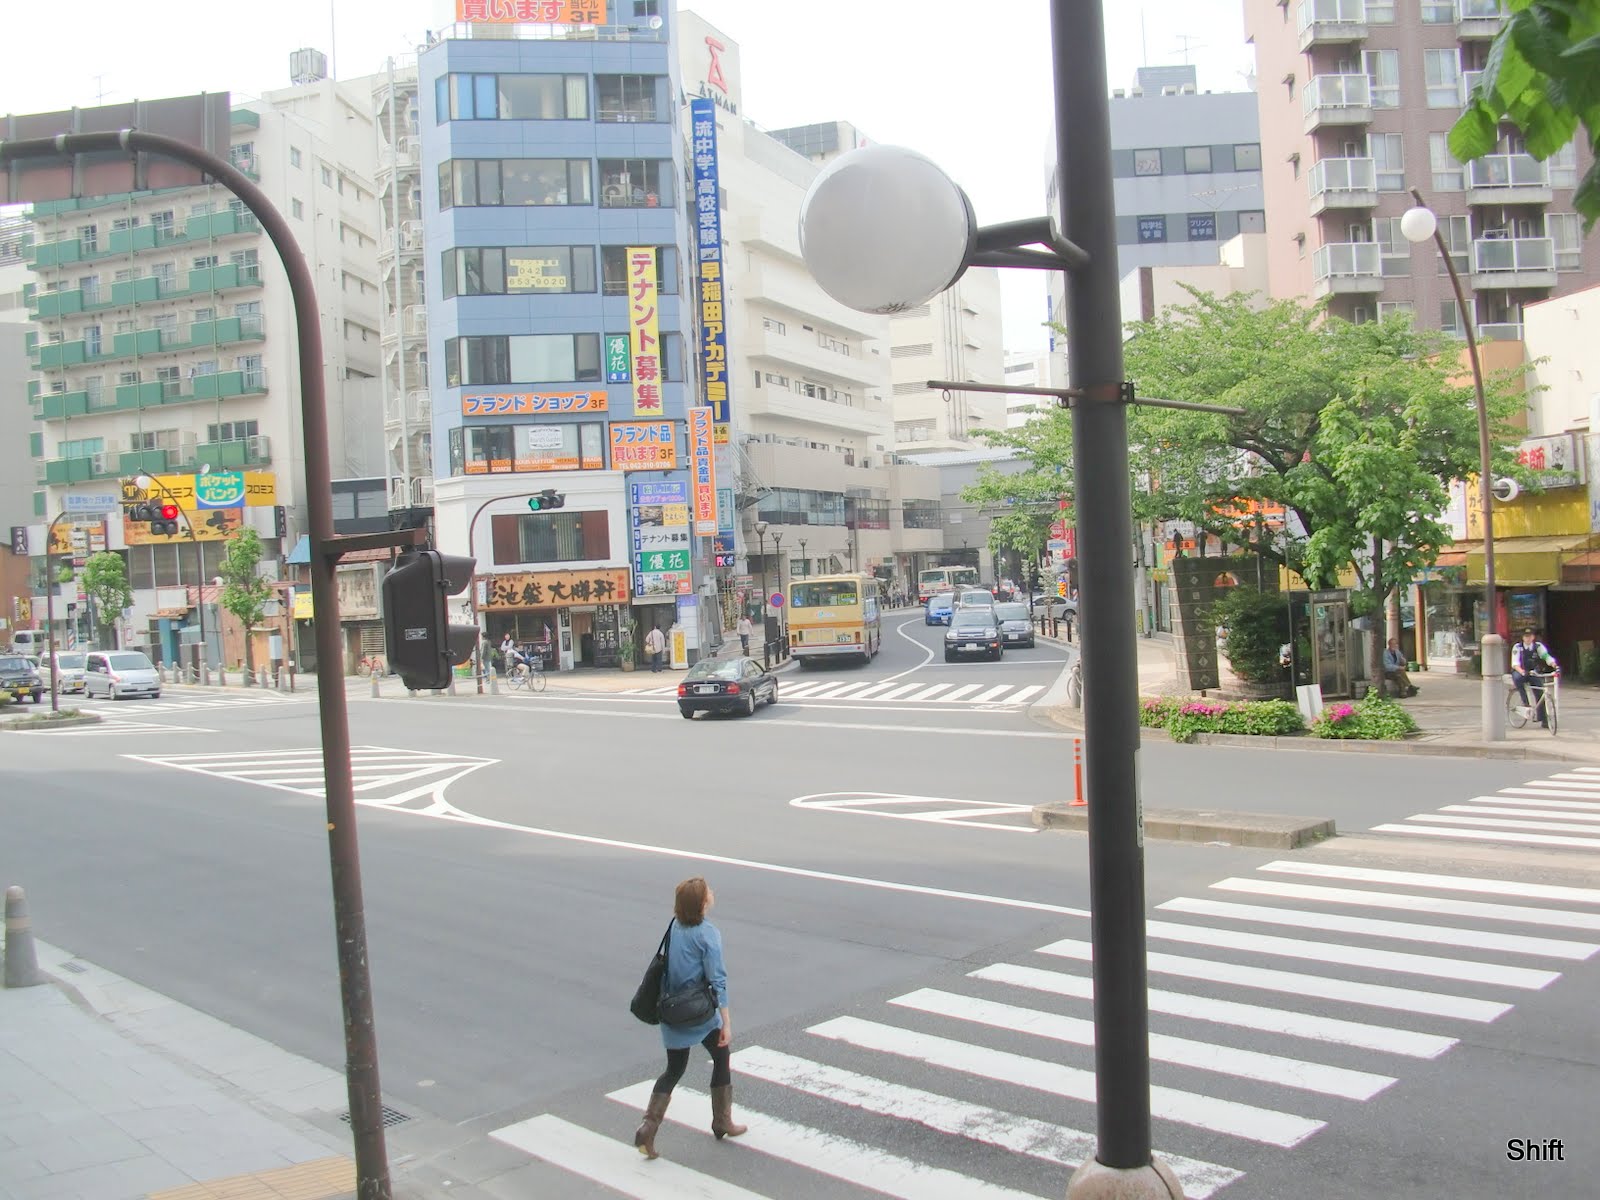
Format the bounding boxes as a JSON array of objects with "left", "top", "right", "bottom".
[
  {"left": 610, "top": 421, "right": 677, "bottom": 471},
  {"left": 455, "top": 1, "right": 607, "bottom": 23},
  {"left": 123, "top": 507, "right": 243, "bottom": 545},
  {"left": 482, "top": 568, "right": 630, "bottom": 609},
  {"left": 461, "top": 391, "right": 607, "bottom": 417}
]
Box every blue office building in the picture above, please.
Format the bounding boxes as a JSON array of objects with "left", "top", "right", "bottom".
[{"left": 420, "top": 3, "right": 703, "bottom": 669}]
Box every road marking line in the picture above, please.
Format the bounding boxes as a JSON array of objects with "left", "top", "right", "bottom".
[
  {"left": 845, "top": 682, "right": 897, "bottom": 699},
  {"left": 1161, "top": 896, "right": 1597, "bottom": 960},
  {"left": 934, "top": 684, "right": 984, "bottom": 702},
  {"left": 890, "top": 988, "right": 1394, "bottom": 1100},
  {"left": 971, "top": 685, "right": 1015, "bottom": 704},
  {"left": 805, "top": 682, "right": 873, "bottom": 699},
  {"left": 1256, "top": 861, "right": 1600, "bottom": 905},
  {"left": 606, "top": 1082, "right": 1041, "bottom": 1200},
  {"left": 1466, "top": 795, "right": 1600, "bottom": 811},
  {"left": 971, "top": 963, "right": 1456, "bottom": 1058},
  {"left": 876, "top": 683, "right": 930, "bottom": 701},
  {"left": 881, "top": 617, "right": 937, "bottom": 683},
  {"left": 1495, "top": 786, "right": 1600, "bottom": 802},
  {"left": 900, "top": 683, "right": 954, "bottom": 702},
  {"left": 1008, "top": 685, "right": 1046, "bottom": 704},
  {"left": 1211, "top": 877, "right": 1600, "bottom": 933},
  {"left": 778, "top": 681, "right": 836, "bottom": 697},
  {"left": 489, "top": 1114, "right": 770, "bottom": 1199},
  {"left": 730, "top": 1046, "right": 1244, "bottom": 1200},
  {"left": 1372, "top": 823, "right": 1600, "bottom": 850},
  {"left": 1414, "top": 813, "right": 1600, "bottom": 837},
  {"left": 1144, "top": 918, "right": 1558, "bottom": 989},
  {"left": 806, "top": 1017, "right": 1325, "bottom": 1148},
  {"left": 1036, "top": 939, "right": 1511, "bottom": 1022},
  {"left": 1445, "top": 804, "right": 1600, "bottom": 825}
]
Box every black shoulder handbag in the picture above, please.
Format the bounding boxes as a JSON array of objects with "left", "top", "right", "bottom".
[{"left": 629, "top": 922, "right": 672, "bottom": 1025}]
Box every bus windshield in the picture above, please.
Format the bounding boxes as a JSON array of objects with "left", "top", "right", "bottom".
[{"left": 792, "top": 580, "right": 859, "bottom": 608}]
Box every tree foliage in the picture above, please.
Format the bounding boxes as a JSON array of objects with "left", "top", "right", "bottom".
[
  {"left": 218, "top": 528, "right": 273, "bottom": 671},
  {"left": 82, "top": 551, "right": 133, "bottom": 649},
  {"left": 1450, "top": 0, "right": 1600, "bottom": 230}
]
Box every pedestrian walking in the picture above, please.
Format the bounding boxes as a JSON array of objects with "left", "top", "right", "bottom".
[
  {"left": 645, "top": 624, "right": 667, "bottom": 672},
  {"left": 634, "top": 877, "right": 746, "bottom": 1159},
  {"left": 736, "top": 614, "right": 753, "bottom": 656}
]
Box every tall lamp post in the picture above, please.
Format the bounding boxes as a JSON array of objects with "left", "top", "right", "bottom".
[
  {"left": 772, "top": 530, "right": 786, "bottom": 649},
  {"left": 796, "top": 4, "right": 1183, "bottom": 1193},
  {"left": 1400, "top": 195, "right": 1504, "bottom": 741},
  {"left": 753, "top": 520, "right": 771, "bottom": 662}
]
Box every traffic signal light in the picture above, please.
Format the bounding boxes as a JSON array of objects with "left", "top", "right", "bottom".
[
  {"left": 381, "top": 548, "right": 478, "bottom": 691},
  {"left": 152, "top": 503, "right": 181, "bottom": 536},
  {"left": 527, "top": 489, "right": 566, "bottom": 512}
]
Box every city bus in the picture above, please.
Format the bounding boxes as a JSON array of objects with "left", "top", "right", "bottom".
[
  {"left": 787, "top": 573, "right": 883, "bottom": 666},
  {"left": 917, "top": 565, "right": 979, "bottom": 603}
]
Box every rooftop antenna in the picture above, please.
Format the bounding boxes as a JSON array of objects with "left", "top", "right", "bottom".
[
  {"left": 1172, "top": 34, "right": 1206, "bottom": 65},
  {"left": 1140, "top": 11, "right": 1148, "bottom": 66}
]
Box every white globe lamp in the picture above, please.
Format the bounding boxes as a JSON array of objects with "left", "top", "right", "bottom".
[
  {"left": 1400, "top": 205, "right": 1438, "bottom": 244},
  {"left": 798, "top": 144, "right": 977, "bottom": 315}
]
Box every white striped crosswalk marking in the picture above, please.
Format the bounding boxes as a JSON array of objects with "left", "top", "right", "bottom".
[
  {"left": 1159, "top": 896, "right": 1598, "bottom": 960},
  {"left": 607, "top": 1082, "right": 1044, "bottom": 1200},
  {"left": 1447, "top": 803, "right": 1600, "bottom": 823},
  {"left": 846, "top": 682, "right": 897, "bottom": 699},
  {"left": 1037, "top": 938, "right": 1512, "bottom": 1021},
  {"left": 1257, "top": 860, "right": 1600, "bottom": 905},
  {"left": 798, "top": 681, "right": 864, "bottom": 699},
  {"left": 1007, "top": 685, "right": 1045, "bottom": 704},
  {"left": 970, "top": 963, "right": 1457, "bottom": 1058},
  {"left": 123, "top": 745, "right": 497, "bottom": 805},
  {"left": 1414, "top": 812, "right": 1600, "bottom": 837},
  {"left": 490, "top": 1114, "right": 771, "bottom": 1198},
  {"left": 875, "top": 682, "right": 930, "bottom": 700},
  {"left": 1209, "top": 877, "right": 1600, "bottom": 934},
  {"left": 11, "top": 719, "right": 217, "bottom": 736},
  {"left": 808, "top": 1016, "right": 1326, "bottom": 1147},
  {"left": 934, "top": 684, "right": 984, "bottom": 703},
  {"left": 1371, "top": 823, "right": 1600, "bottom": 849},
  {"left": 972, "top": 685, "right": 1014, "bottom": 704},
  {"left": 730, "top": 1046, "right": 1244, "bottom": 1200},
  {"left": 623, "top": 680, "right": 1042, "bottom": 706},
  {"left": 889, "top": 988, "right": 1395, "bottom": 1100},
  {"left": 1500, "top": 787, "right": 1600, "bottom": 802},
  {"left": 1463, "top": 794, "right": 1600, "bottom": 811},
  {"left": 1368, "top": 767, "right": 1600, "bottom": 852},
  {"left": 900, "top": 683, "right": 954, "bottom": 702}
]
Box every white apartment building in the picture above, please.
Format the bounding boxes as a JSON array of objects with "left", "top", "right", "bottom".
[
  {"left": 20, "top": 65, "right": 385, "bottom": 661},
  {"left": 882, "top": 269, "right": 1007, "bottom": 453}
]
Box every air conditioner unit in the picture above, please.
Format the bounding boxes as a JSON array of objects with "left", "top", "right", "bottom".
[{"left": 90, "top": 452, "right": 115, "bottom": 474}]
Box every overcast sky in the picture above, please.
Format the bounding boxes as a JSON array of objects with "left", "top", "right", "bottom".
[{"left": 4, "top": 0, "right": 1252, "bottom": 353}]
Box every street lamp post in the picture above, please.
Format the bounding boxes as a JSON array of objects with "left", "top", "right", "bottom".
[
  {"left": 753, "top": 520, "right": 770, "bottom": 664},
  {"left": 798, "top": 537, "right": 808, "bottom": 579},
  {"left": 772, "top": 530, "right": 786, "bottom": 649},
  {"left": 1401, "top": 194, "right": 1504, "bottom": 741},
  {"left": 797, "top": 3, "right": 1179, "bottom": 1192}
]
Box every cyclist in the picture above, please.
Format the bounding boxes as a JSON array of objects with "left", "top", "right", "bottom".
[
  {"left": 502, "top": 635, "right": 528, "bottom": 678},
  {"left": 1510, "top": 627, "right": 1559, "bottom": 729}
]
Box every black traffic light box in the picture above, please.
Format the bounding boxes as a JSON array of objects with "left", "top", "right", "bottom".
[
  {"left": 527, "top": 489, "right": 566, "bottom": 512},
  {"left": 382, "top": 549, "right": 479, "bottom": 691},
  {"left": 127, "top": 501, "right": 181, "bottom": 536}
]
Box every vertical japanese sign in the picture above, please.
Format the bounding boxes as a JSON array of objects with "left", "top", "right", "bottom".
[
  {"left": 605, "top": 333, "right": 631, "bottom": 384},
  {"left": 626, "top": 247, "right": 662, "bottom": 417},
  {"left": 689, "top": 98, "right": 731, "bottom": 445},
  {"left": 689, "top": 406, "right": 717, "bottom": 535}
]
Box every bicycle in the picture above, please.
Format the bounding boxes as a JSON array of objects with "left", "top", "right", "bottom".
[
  {"left": 357, "top": 654, "right": 385, "bottom": 677},
  {"left": 508, "top": 656, "right": 546, "bottom": 693},
  {"left": 1506, "top": 670, "right": 1559, "bottom": 733}
]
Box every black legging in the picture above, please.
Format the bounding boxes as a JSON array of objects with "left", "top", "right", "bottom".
[{"left": 653, "top": 1029, "right": 730, "bottom": 1095}]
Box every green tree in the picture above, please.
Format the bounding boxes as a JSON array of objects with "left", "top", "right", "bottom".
[
  {"left": 961, "top": 409, "right": 1075, "bottom": 592},
  {"left": 82, "top": 551, "right": 133, "bottom": 650},
  {"left": 1450, "top": 0, "right": 1600, "bottom": 230},
  {"left": 218, "top": 528, "right": 273, "bottom": 674}
]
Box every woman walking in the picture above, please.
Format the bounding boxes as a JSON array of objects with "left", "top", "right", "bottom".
[{"left": 635, "top": 877, "right": 747, "bottom": 1158}]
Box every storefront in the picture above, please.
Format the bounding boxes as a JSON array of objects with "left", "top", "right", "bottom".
[{"left": 480, "top": 566, "right": 631, "bottom": 670}]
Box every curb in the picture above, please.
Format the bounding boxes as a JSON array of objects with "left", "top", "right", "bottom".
[
  {"left": 1, "top": 713, "right": 103, "bottom": 732},
  {"left": 1032, "top": 802, "right": 1336, "bottom": 848}
]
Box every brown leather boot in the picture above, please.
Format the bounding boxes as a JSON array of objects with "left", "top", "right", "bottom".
[
  {"left": 634, "top": 1092, "right": 671, "bottom": 1159},
  {"left": 710, "top": 1084, "right": 748, "bottom": 1139}
]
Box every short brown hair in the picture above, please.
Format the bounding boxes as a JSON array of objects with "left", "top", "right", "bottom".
[{"left": 674, "top": 877, "right": 710, "bottom": 925}]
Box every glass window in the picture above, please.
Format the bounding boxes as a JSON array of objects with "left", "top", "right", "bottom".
[
  {"left": 498, "top": 74, "right": 587, "bottom": 119},
  {"left": 1365, "top": 49, "right": 1399, "bottom": 107},
  {"left": 1421, "top": 0, "right": 1455, "bottom": 21},
  {"left": 1238, "top": 210, "right": 1266, "bottom": 234},
  {"left": 1183, "top": 146, "right": 1212, "bottom": 173},
  {"left": 1137, "top": 215, "right": 1167, "bottom": 243},
  {"left": 1368, "top": 133, "right": 1404, "bottom": 191},
  {"left": 1133, "top": 148, "right": 1162, "bottom": 176},
  {"left": 289, "top": 147, "right": 302, "bottom": 168},
  {"left": 1231, "top": 143, "right": 1261, "bottom": 171},
  {"left": 1550, "top": 141, "right": 1579, "bottom": 189},
  {"left": 507, "top": 247, "right": 595, "bottom": 293},
  {"left": 1440, "top": 298, "right": 1463, "bottom": 336},
  {"left": 600, "top": 245, "right": 678, "bottom": 295},
  {"left": 598, "top": 158, "right": 674, "bottom": 208},
  {"left": 792, "top": 580, "right": 859, "bottom": 607},
  {"left": 595, "top": 74, "right": 662, "bottom": 122},
  {"left": 1377, "top": 301, "right": 1414, "bottom": 324},
  {"left": 1438, "top": 214, "right": 1471, "bottom": 274},
  {"left": 437, "top": 159, "right": 590, "bottom": 208},
  {"left": 1365, "top": 0, "right": 1394, "bottom": 19},
  {"left": 501, "top": 333, "right": 602, "bottom": 383},
  {"left": 1424, "top": 50, "right": 1461, "bottom": 108},
  {"left": 1547, "top": 213, "right": 1582, "bottom": 270},
  {"left": 1187, "top": 213, "right": 1217, "bottom": 241},
  {"left": 1429, "top": 134, "right": 1464, "bottom": 191}
]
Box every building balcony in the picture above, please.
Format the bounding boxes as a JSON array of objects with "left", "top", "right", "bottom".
[
  {"left": 1458, "top": 0, "right": 1505, "bottom": 39},
  {"left": 195, "top": 434, "right": 272, "bottom": 469},
  {"left": 1303, "top": 74, "right": 1372, "bottom": 133},
  {"left": 1478, "top": 322, "right": 1524, "bottom": 342},
  {"left": 1459, "top": 70, "right": 1484, "bottom": 105},
  {"left": 1308, "top": 157, "right": 1377, "bottom": 215},
  {"left": 385, "top": 389, "right": 432, "bottom": 427},
  {"left": 1311, "top": 241, "right": 1384, "bottom": 295},
  {"left": 1470, "top": 236, "right": 1557, "bottom": 290},
  {"left": 746, "top": 327, "right": 884, "bottom": 388},
  {"left": 1296, "top": 0, "right": 1366, "bottom": 50},
  {"left": 1466, "top": 154, "right": 1551, "bottom": 206}
]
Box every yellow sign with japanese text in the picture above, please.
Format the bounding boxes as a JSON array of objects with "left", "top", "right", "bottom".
[
  {"left": 122, "top": 471, "right": 277, "bottom": 510},
  {"left": 456, "top": 0, "right": 607, "bottom": 22}
]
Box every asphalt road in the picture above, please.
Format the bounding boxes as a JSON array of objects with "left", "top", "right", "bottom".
[{"left": 4, "top": 621, "right": 1597, "bottom": 1199}]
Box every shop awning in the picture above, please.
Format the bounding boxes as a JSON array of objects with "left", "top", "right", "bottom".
[
  {"left": 1432, "top": 549, "right": 1466, "bottom": 568},
  {"left": 1460, "top": 533, "right": 1600, "bottom": 587},
  {"left": 285, "top": 535, "right": 312, "bottom": 565},
  {"left": 1560, "top": 548, "right": 1600, "bottom": 586}
]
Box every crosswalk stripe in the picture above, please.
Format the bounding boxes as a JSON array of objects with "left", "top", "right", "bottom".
[
  {"left": 1008, "top": 685, "right": 1045, "bottom": 705},
  {"left": 971, "top": 963, "right": 1456, "bottom": 1058},
  {"left": 1446, "top": 803, "right": 1600, "bottom": 824},
  {"left": 1465, "top": 794, "right": 1600, "bottom": 811},
  {"left": 1541, "top": 773, "right": 1600, "bottom": 785},
  {"left": 12, "top": 720, "right": 216, "bottom": 735},
  {"left": 807, "top": 1016, "right": 1324, "bottom": 1147},
  {"left": 792, "top": 681, "right": 857, "bottom": 698},
  {"left": 1257, "top": 860, "right": 1600, "bottom": 905},
  {"left": 935, "top": 684, "right": 984, "bottom": 703},
  {"left": 1210, "top": 877, "right": 1600, "bottom": 934},
  {"left": 889, "top": 988, "right": 1395, "bottom": 1100},
  {"left": 1415, "top": 812, "right": 1600, "bottom": 837},
  {"left": 1500, "top": 786, "right": 1600, "bottom": 800},
  {"left": 900, "top": 683, "right": 954, "bottom": 702},
  {"left": 489, "top": 1113, "right": 770, "bottom": 1198},
  {"left": 779, "top": 681, "right": 836, "bottom": 697},
  {"left": 1037, "top": 938, "right": 1512, "bottom": 1022},
  {"left": 875, "top": 683, "right": 928, "bottom": 701},
  {"left": 606, "top": 1082, "right": 1042, "bottom": 1200},
  {"left": 1160, "top": 896, "right": 1597, "bottom": 960},
  {"left": 845, "top": 682, "right": 897, "bottom": 700},
  {"left": 731, "top": 1046, "right": 1244, "bottom": 1200},
  {"left": 1372, "top": 822, "right": 1600, "bottom": 850},
  {"left": 972, "top": 685, "right": 1014, "bottom": 704},
  {"left": 1144, "top": 917, "right": 1558, "bottom": 988},
  {"left": 817, "top": 682, "right": 876, "bottom": 699}
]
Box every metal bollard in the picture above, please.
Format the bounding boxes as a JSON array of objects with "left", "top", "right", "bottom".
[
  {"left": 370, "top": 671, "right": 380, "bottom": 698},
  {"left": 447, "top": 674, "right": 457, "bottom": 695},
  {"left": 258, "top": 667, "right": 268, "bottom": 688},
  {"left": 218, "top": 665, "right": 228, "bottom": 687},
  {"left": 489, "top": 670, "right": 500, "bottom": 695},
  {"left": 4, "top": 886, "right": 44, "bottom": 988},
  {"left": 200, "top": 662, "right": 211, "bottom": 686}
]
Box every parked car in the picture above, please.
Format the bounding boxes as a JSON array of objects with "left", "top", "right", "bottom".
[
  {"left": 924, "top": 591, "right": 957, "bottom": 626},
  {"left": 0, "top": 654, "right": 43, "bottom": 704},
  {"left": 677, "top": 657, "right": 778, "bottom": 718},
  {"left": 944, "top": 609, "right": 1004, "bottom": 662},
  {"left": 41, "top": 651, "right": 88, "bottom": 695},
  {"left": 993, "top": 602, "right": 1036, "bottom": 648},
  {"left": 84, "top": 650, "right": 161, "bottom": 700},
  {"left": 1033, "top": 594, "right": 1079, "bottom": 622},
  {"left": 955, "top": 589, "right": 997, "bottom": 610},
  {"left": 8, "top": 629, "right": 49, "bottom": 658}
]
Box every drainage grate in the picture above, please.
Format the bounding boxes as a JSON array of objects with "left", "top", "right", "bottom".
[
  {"left": 339, "top": 1106, "right": 411, "bottom": 1129},
  {"left": 58, "top": 961, "right": 88, "bottom": 974}
]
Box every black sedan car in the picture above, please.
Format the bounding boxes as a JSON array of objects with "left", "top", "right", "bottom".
[
  {"left": 993, "top": 602, "right": 1036, "bottom": 648},
  {"left": 0, "top": 654, "right": 44, "bottom": 704},
  {"left": 677, "top": 656, "right": 779, "bottom": 718},
  {"left": 944, "top": 609, "right": 1004, "bottom": 662}
]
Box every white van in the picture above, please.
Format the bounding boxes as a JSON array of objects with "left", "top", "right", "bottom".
[{"left": 10, "top": 630, "right": 49, "bottom": 657}]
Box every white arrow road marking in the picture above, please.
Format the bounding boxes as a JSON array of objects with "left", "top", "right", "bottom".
[{"left": 791, "top": 791, "right": 1038, "bottom": 834}]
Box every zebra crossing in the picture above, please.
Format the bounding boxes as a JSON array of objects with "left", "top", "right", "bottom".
[
  {"left": 122, "top": 745, "right": 498, "bottom": 807},
  {"left": 1369, "top": 765, "right": 1600, "bottom": 853},
  {"left": 91, "top": 691, "right": 305, "bottom": 718},
  {"left": 621, "top": 679, "right": 1047, "bottom": 708},
  {"left": 489, "top": 859, "right": 1599, "bottom": 1198}
]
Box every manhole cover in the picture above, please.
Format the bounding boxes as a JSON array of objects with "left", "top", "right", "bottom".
[
  {"left": 339, "top": 1105, "right": 411, "bottom": 1128},
  {"left": 58, "top": 961, "right": 88, "bottom": 974}
]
